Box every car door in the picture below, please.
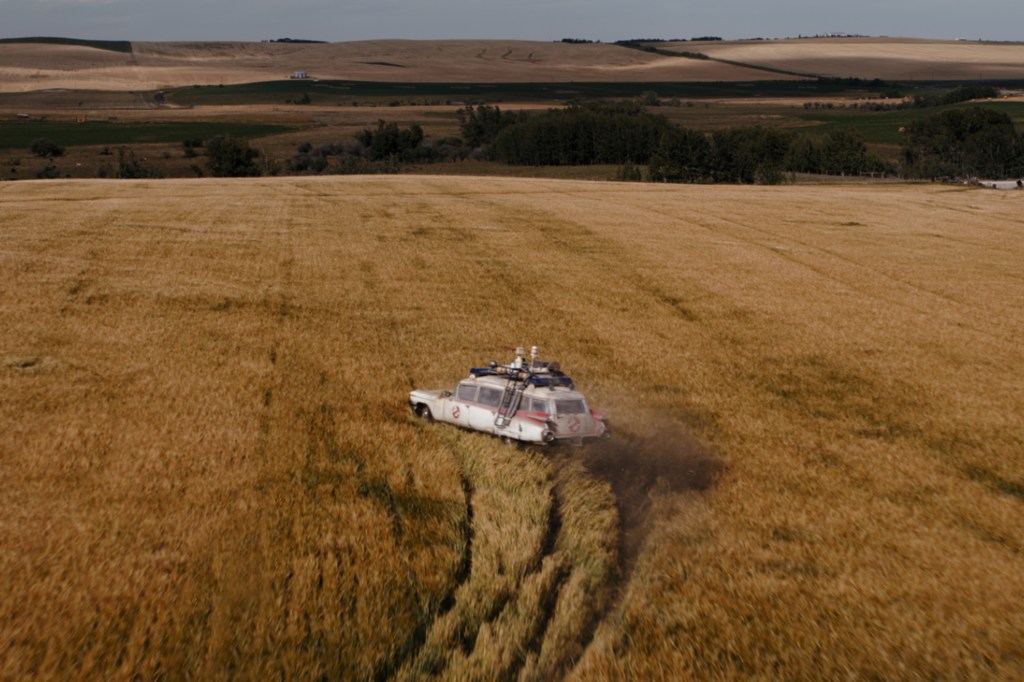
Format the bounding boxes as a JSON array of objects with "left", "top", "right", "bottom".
[
  {"left": 469, "top": 384, "right": 503, "bottom": 433},
  {"left": 446, "top": 382, "right": 475, "bottom": 427}
]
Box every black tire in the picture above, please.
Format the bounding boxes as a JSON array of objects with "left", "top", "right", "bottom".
[{"left": 416, "top": 404, "right": 433, "bottom": 421}]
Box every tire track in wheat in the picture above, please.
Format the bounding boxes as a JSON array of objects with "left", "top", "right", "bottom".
[{"left": 376, "top": 437, "right": 475, "bottom": 681}]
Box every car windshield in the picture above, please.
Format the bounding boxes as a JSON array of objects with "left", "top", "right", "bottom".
[
  {"left": 554, "top": 399, "right": 587, "bottom": 415},
  {"left": 456, "top": 384, "right": 477, "bottom": 402}
]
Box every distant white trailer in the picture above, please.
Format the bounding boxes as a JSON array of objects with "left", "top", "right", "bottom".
[
  {"left": 290, "top": 71, "right": 309, "bottom": 79},
  {"left": 977, "top": 179, "right": 1023, "bottom": 189}
]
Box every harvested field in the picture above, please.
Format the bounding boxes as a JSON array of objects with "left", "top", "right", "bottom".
[
  {"left": 1, "top": 177, "right": 1023, "bottom": 679},
  {"left": 687, "top": 36, "right": 1024, "bottom": 81},
  {"left": 5, "top": 36, "right": 1024, "bottom": 94},
  {"left": 0, "top": 39, "right": 797, "bottom": 93}
]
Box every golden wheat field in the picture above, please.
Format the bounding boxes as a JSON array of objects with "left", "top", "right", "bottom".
[{"left": 1, "top": 176, "right": 1023, "bottom": 680}]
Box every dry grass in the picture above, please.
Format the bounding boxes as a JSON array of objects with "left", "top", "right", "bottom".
[{"left": 1, "top": 176, "right": 1023, "bottom": 679}]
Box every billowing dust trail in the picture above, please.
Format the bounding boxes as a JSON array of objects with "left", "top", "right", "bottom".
[{"left": 583, "top": 426, "right": 723, "bottom": 587}]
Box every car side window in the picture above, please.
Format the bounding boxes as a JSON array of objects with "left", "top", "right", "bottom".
[
  {"left": 554, "top": 399, "right": 587, "bottom": 415},
  {"left": 477, "top": 386, "right": 502, "bottom": 408},
  {"left": 524, "top": 397, "right": 549, "bottom": 414},
  {"left": 456, "top": 383, "right": 477, "bottom": 402}
]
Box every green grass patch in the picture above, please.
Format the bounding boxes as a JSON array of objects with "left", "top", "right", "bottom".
[
  {"left": 794, "top": 101, "right": 1024, "bottom": 144},
  {"left": 0, "top": 37, "right": 133, "bottom": 54},
  {"left": 0, "top": 121, "right": 295, "bottom": 151},
  {"left": 165, "top": 79, "right": 903, "bottom": 106}
]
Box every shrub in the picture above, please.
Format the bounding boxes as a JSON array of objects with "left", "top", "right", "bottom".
[
  {"left": 30, "top": 138, "right": 65, "bottom": 158},
  {"left": 617, "top": 161, "right": 643, "bottom": 181},
  {"left": 116, "top": 149, "right": 163, "bottom": 179},
  {"left": 182, "top": 139, "right": 203, "bottom": 159}
]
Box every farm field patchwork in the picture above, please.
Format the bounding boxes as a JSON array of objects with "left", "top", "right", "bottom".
[
  {"left": 0, "top": 39, "right": 803, "bottom": 93},
  {"left": 1, "top": 177, "right": 1022, "bottom": 679},
  {"left": 5, "top": 90, "right": 1024, "bottom": 182},
  {"left": 4, "top": 37, "right": 1023, "bottom": 93},
  {"left": 0, "top": 120, "right": 294, "bottom": 152},
  {"left": 158, "top": 79, "right": 893, "bottom": 107}
]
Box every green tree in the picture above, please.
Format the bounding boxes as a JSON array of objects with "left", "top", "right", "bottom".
[
  {"left": 457, "top": 105, "right": 524, "bottom": 149},
  {"left": 940, "top": 85, "right": 999, "bottom": 106},
  {"left": 30, "top": 138, "right": 64, "bottom": 158},
  {"left": 491, "top": 104, "right": 669, "bottom": 166},
  {"left": 649, "top": 127, "right": 712, "bottom": 182},
  {"left": 712, "top": 127, "right": 792, "bottom": 184},
  {"left": 206, "top": 135, "right": 261, "bottom": 177},
  {"left": 902, "top": 107, "right": 1021, "bottom": 178},
  {"left": 356, "top": 121, "right": 426, "bottom": 162},
  {"left": 638, "top": 90, "right": 660, "bottom": 107},
  {"left": 785, "top": 134, "right": 822, "bottom": 174},
  {"left": 821, "top": 129, "right": 870, "bottom": 175}
]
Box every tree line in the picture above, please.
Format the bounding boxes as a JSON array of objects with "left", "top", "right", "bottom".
[
  {"left": 28, "top": 98, "right": 1018, "bottom": 181},
  {"left": 474, "top": 103, "right": 887, "bottom": 182},
  {"left": 247, "top": 102, "right": 1024, "bottom": 181},
  {"left": 466, "top": 102, "right": 1024, "bottom": 182},
  {"left": 901, "top": 107, "right": 1024, "bottom": 179},
  {"left": 490, "top": 104, "right": 669, "bottom": 166}
]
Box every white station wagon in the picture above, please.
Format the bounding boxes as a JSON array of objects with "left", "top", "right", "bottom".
[{"left": 409, "top": 347, "right": 609, "bottom": 446}]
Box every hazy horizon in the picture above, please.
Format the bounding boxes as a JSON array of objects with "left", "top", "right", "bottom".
[{"left": 1, "top": 0, "right": 1023, "bottom": 44}]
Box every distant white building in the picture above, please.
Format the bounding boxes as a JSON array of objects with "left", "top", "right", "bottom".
[{"left": 291, "top": 71, "right": 309, "bottom": 79}]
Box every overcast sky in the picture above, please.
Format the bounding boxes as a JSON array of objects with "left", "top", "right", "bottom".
[{"left": 2, "top": 0, "right": 1023, "bottom": 43}]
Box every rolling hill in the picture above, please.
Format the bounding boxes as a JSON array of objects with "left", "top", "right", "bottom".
[{"left": 2, "top": 36, "right": 1024, "bottom": 93}]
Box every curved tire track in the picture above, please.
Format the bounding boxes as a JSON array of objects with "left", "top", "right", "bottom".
[
  {"left": 384, "top": 422, "right": 720, "bottom": 680},
  {"left": 374, "top": 442, "right": 474, "bottom": 681}
]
